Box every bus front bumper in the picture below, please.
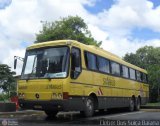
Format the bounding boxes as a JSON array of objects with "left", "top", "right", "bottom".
[{"left": 18, "top": 98, "right": 85, "bottom": 111}]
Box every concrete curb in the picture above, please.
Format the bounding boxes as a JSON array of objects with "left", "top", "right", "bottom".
[{"left": 0, "top": 102, "right": 16, "bottom": 112}]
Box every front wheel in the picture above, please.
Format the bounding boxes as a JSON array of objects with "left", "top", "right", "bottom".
[
  {"left": 82, "top": 97, "right": 94, "bottom": 117},
  {"left": 45, "top": 110, "right": 58, "bottom": 117}
]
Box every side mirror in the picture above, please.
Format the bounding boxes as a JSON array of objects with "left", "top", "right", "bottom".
[
  {"left": 14, "top": 56, "right": 24, "bottom": 70},
  {"left": 14, "top": 58, "right": 17, "bottom": 69}
]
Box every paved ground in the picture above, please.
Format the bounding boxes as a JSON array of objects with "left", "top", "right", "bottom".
[{"left": 0, "top": 109, "right": 160, "bottom": 126}]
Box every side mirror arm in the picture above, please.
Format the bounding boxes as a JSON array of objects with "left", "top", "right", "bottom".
[{"left": 14, "top": 56, "right": 24, "bottom": 69}]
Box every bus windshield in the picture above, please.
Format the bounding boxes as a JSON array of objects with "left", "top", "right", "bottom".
[{"left": 21, "top": 46, "right": 69, "bottom": 79}]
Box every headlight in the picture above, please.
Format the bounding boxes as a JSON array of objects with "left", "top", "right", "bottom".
[
  {"left": 53, "top": 93, "right": 57, "bottom": 98},
  {"left": 22, "top": 93, "right": 25, "bottom": 97},
  {"left": 18, "top": 93, "right": 25, "bottom": 98}
]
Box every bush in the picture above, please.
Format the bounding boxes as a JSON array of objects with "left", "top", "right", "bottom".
[
  {"left": 10, "top": 91, "right": 17, "bottom": 97},
  {"left": 0, "top": 93, "right": 9, "bottom": 102},
  {"left": 157, "top": 96, "right": 160, "bottom": 102},
  {"left": 149, "top": 88, "right": 158, "bottom": 102}
]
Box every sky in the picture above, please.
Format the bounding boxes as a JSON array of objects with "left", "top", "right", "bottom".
[{"left": 0, "top": 0, "right": 160, "bottom": 75}]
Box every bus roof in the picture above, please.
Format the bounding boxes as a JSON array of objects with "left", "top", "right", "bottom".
[{"left": 27, "top": 40, "right": 147, "bottom": 74}]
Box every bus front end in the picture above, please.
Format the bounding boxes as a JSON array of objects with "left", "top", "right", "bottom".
[{"left": 18, "top": 44, "right": 71, "bottom": 116}]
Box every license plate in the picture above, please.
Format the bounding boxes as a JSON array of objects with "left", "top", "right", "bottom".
[{"left": 34, "top": 105, "right": 42, "bottom": 109}]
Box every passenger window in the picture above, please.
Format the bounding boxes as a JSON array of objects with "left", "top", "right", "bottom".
[
  {"left": 97, "top": 56, "right": 110, "bottom": 73},
  {"left": 142, "top": 73, "right": 147, "bottom": 83},
  {"left": 121, "top": 66, "right": 129, "bottom": 78},
  {"left": 71, "top": 47, "right": 81, "bottom": 79},
  {"left": 129, "top": 68, "right": 136, "bottom": 80},
  {"left": 85, "top": 52, "right": 97, "bottom": 70},
  {"left": 111, "top": 62, "right": 120, "bottom": 76},
  {"left": 136, "top": 71, "right": 142, "bottom": 81}
]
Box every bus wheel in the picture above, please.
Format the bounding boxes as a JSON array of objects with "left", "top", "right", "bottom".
[
  {"left": 83, "top": 97, "right": 94, "bottom": 117},
  {"left": 45, "top": 110, "right": 58, "bottom": 117},
  {"left": 135, "top": 97, "right": 140, "bottom": 111},
  {"left": 129, "top": 98, "right": 135, "bottom": 112}
]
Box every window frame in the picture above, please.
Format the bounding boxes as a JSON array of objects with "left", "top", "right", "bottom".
[
  {"left": 110, "top": 61, "right": 121, "bottom": 76},
  {"left": 97, "top": 56, "right": 110, "bottom": 74},
  {"left": 83, "top": 50, "right": 148, "bottom": 84},
  {"left": 121, "top": 65, "right": 129, "bottom": 78},
  {"left": 129, "top": 68, "right": 136, "bottom": 80},
  {"left": 21, "top": 45, "right": 70, "bottom": 80},
  {"left": 142, "top": 73, "right": 148, "bottom": 83},
  {"left": 136, "top": 71, "right": 142, "bottom": 82},
  {"left": 84, "top": 51, "right": 98, "bottom": 71}
]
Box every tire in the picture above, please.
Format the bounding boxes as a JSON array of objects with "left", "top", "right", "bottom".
[
  {"left": 45, "top": 110, "right": 58, "bottom": 117},
  {"left": 135, "top": 97, "right": 140, "bottom": 111},
  {"left": 129, "top": 98, "right": 135, "bottom": 112},
  {"left": 83, "top": 97, "right": 94, "bottom": 117}
]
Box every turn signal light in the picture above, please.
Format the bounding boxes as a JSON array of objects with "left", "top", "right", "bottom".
[{"left": 18, "top": 93, "right": 25, "bottom": 98}]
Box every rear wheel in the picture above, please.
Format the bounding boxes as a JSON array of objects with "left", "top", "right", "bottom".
[
  {"left": 82, "top": 97, "right": 94, "bottom": 117},
  {"left": 135, "top": 97, "right": 140, "bottom": 111},
  {"left": 129, "top": 98, "right": 135, "bottom": 112},
  {"left": 45, "top": 110, "right": 58, "bottom": 117}
]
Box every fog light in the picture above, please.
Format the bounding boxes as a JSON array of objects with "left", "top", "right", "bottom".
[
  {"left": 58, "top": 93, "right": 62, "bottom": 98},
  {"left": 22, "top": 93, "right": 25, "bottom": 97}
]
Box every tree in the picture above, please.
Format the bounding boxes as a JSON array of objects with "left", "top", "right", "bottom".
[
  {"left": 0, "top": 64, "right": 16, "bottom": 97},
  {"left": 35, "top": 16, "right": 101, "bottom": 46},
  {"left": 124, "top": 46, "right": 160, "bottom": 102},
  {"left": 124, "top": 53, "right": 142, "bottom": 68}
]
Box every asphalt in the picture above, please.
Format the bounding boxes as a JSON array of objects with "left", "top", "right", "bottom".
[
  {"left": 0, "top": 108, "right": 160, "bottom": 126},
  {"left": 0, "top": 105, "right": 159, "bottom": 115}
]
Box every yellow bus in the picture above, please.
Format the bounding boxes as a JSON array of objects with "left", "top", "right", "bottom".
[{"left": 16, "top": 40, "right": 149, "bottom": 117}]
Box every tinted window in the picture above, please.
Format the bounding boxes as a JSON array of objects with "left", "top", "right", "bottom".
[
  {"left": 136, "top": 71, "right": 142, "bottom": 81},
  {"left": 142, "top": 73, "right": 147, "bottom": 83},
  {"left": 129, "top": 68, "right": 136, "bottom": 80},
  {"left": 111, "top": 62, "right": 120, "bottom": 75},
  {"left": 97, "top": 56, "right": 110, "bottom": 73},
  {"left": 121, "top": 66, "right": 129, "bottom": 78},
  {"left": 71, "top": 47, "right": 81, "bottom": 79},
  {"left": 85, "top": 52, "right": 97, "bottom": 70},
  {"left": 22, "top": 47, "right": 69, "bottom": 79}
]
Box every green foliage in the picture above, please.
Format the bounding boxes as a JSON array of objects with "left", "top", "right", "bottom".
[
  {"left": 146, "top": 102, "right": 160, "bottom": 106},
  {"left": 0, "top": 93, "right": 9, "bottom": 102},
  {"left": 36, "top": 16, "right": 101, "bottom": 46},
  {"left": 0, "top": 64, "right": 16, "bottom": 96},
  {"left": 124, "top": 53, "right": 141, "bottom": 68},
  {"left": 124, "top": 46, "right": 160, "bottom": 102}
]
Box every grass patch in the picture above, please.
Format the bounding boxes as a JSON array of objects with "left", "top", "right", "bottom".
[{"left": 146, "top": 102, "right": 160, "bottom": 106}]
